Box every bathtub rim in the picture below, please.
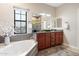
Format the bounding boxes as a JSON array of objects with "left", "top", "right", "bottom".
[
  {"left": 0, "top": 40, "right": 38, "bottom": 56},
  {"left": 20, "top": 41, "right": 38, "bottom": 56}
]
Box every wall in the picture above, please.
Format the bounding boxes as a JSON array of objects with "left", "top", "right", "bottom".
[
  {"left": 0, "top": 3, "right": 55, "bottom": 35},
  {"left": 56, "top": 3, "right": 79, "bottom": 48},
  {"left": 0, "top": 4, "right": 14, "bottom": 35}
]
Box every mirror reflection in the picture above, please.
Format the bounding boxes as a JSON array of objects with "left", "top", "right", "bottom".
[{"left": 32, "top": 13, "right": 62, "bottom": 32}]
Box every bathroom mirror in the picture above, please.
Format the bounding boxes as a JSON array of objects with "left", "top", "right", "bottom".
[
  {"left": 32, "top": 13, "right": 62, "bottom": 32},
  {"left": 32, "top": 13, "right": 54, "bottom": 32},
  {"left": 32, "top": 14, "right": 41, "bottom": 32}
]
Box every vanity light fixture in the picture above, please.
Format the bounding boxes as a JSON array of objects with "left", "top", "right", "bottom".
[
  {"left": 39, "top": 13, "right": 51, "bottom": 17},
  {"left": 64, "top": 21, "right": 70, "bottom": 30},
  {"left": 39, "top": 13, "right": 46, "bottom": 16},
  {"left": 46, "top": 14, "right": 51, "bottom": 17}
]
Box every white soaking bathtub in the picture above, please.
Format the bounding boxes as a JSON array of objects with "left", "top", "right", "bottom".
[{"left": 0, "top": 40, "right": 38, "bottom": 56}]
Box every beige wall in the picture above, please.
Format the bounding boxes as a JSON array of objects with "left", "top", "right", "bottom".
[
  {"left": 0, "top": 4, "right": 14, "bottom": 35},
  {"left": 56, "top": 3, "right": 79, "bottom": 48},
  {"left": 0, "top": 3, "right": 56, "bottom": 35},
  {"left": 14, "top": 3, "right": 56, "bottom": 17}
]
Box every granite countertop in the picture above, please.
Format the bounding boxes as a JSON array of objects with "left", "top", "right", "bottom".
[{"left": 36, "top": 29, "right": 63, "bottom": 33}]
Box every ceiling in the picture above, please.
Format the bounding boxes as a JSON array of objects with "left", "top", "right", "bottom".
[{"left": 46, "top": 3, "right": 64, "bottom": 7}]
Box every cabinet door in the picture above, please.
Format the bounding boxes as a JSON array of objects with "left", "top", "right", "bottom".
[
  {"left": 45, "top": 33, "right": 51, "bottom": 48},
  {"left": 50, "top": 32, "right": 55, "bottom": 46},
  {"left": 55, "top": 32, "right": 63, "bottom": 45},
  {"left": 59, "top": 32, "right": 63, "bottom": 44},
  {"left": 37, "top": 33, "right": 46, "bottom": 50}
]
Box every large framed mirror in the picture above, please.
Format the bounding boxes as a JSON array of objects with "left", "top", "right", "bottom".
[
  {"left": 32, "top": 13, "right": 62, "bottom": 33},
  {"left": 32, "top": 13, "right": 54, "bottom": 32}
]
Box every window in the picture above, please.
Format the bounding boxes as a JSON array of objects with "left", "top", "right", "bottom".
[{"left": 14, "top": 8, "right": 27, "bottom": 34}]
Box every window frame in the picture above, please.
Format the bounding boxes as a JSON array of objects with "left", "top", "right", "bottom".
[{"left": 14, "top": 9, "right": 27, "bottom": 34}]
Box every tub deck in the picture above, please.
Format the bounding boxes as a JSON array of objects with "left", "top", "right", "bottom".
[{"left": 0, "top": 40, "right": 38, "bottom": 56}]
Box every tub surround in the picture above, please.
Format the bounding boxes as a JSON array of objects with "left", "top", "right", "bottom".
[
  {"left": 10, "top": 34, "right": 33, "bottom": 42},
  {"left": 0, "top": 40, "right": 37, "bottom": 56}
]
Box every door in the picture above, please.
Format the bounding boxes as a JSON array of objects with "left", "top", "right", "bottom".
[
  {"left": 59, "top": 32, "right": 63, "bottom": 44},
  {"left": 55, "top": 32, "right": 63, "bottom": 45}
]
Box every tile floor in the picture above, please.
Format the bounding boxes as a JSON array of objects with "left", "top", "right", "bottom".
[{"left": 36, "top": 45, "right": 79, "bottom": 56}]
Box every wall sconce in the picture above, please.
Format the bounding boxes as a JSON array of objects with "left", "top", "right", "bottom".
[{"left": 64, "top": 21, "right": 70, "bottom": 30}]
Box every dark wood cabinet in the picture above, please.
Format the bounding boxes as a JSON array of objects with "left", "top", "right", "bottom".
[
  {"left": 37, "top": 31, "right": 63, "bottom": 51},
  {"left": 55, "top": 32, "right": 63, "bottom": 45},
  {"left": 37, "top": 33, "right": 46, "bottom": 50},
  {"left": 50, "top": 32, "right": 55, "bottom": 46},
  {"left": 45, "top": 33, "right": 51, "bottom": 48},
  {"left": 37, "top": 33, "right": 51, "bottom": 51}
]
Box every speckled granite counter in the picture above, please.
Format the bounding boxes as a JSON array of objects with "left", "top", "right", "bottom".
[{"left": 36, "top": 30, "right": 63, "bottom": 33}]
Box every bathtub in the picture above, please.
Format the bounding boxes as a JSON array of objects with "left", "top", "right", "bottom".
[{"left": 0, "top": 40, "right": 38, "bottom": 56}]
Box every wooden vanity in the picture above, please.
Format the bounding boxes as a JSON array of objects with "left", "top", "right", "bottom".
[{"left": 36, "top": 31, "right": 63, "bottom": 51}]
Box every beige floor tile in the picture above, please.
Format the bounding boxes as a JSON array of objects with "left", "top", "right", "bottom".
[{"left": 36, "top": 45, "right": 79, "bottom": 56}]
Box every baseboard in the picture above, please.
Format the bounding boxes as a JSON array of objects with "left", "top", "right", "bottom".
[{"left": 63, "top": 43, "right": 79, "bottom": 54}]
